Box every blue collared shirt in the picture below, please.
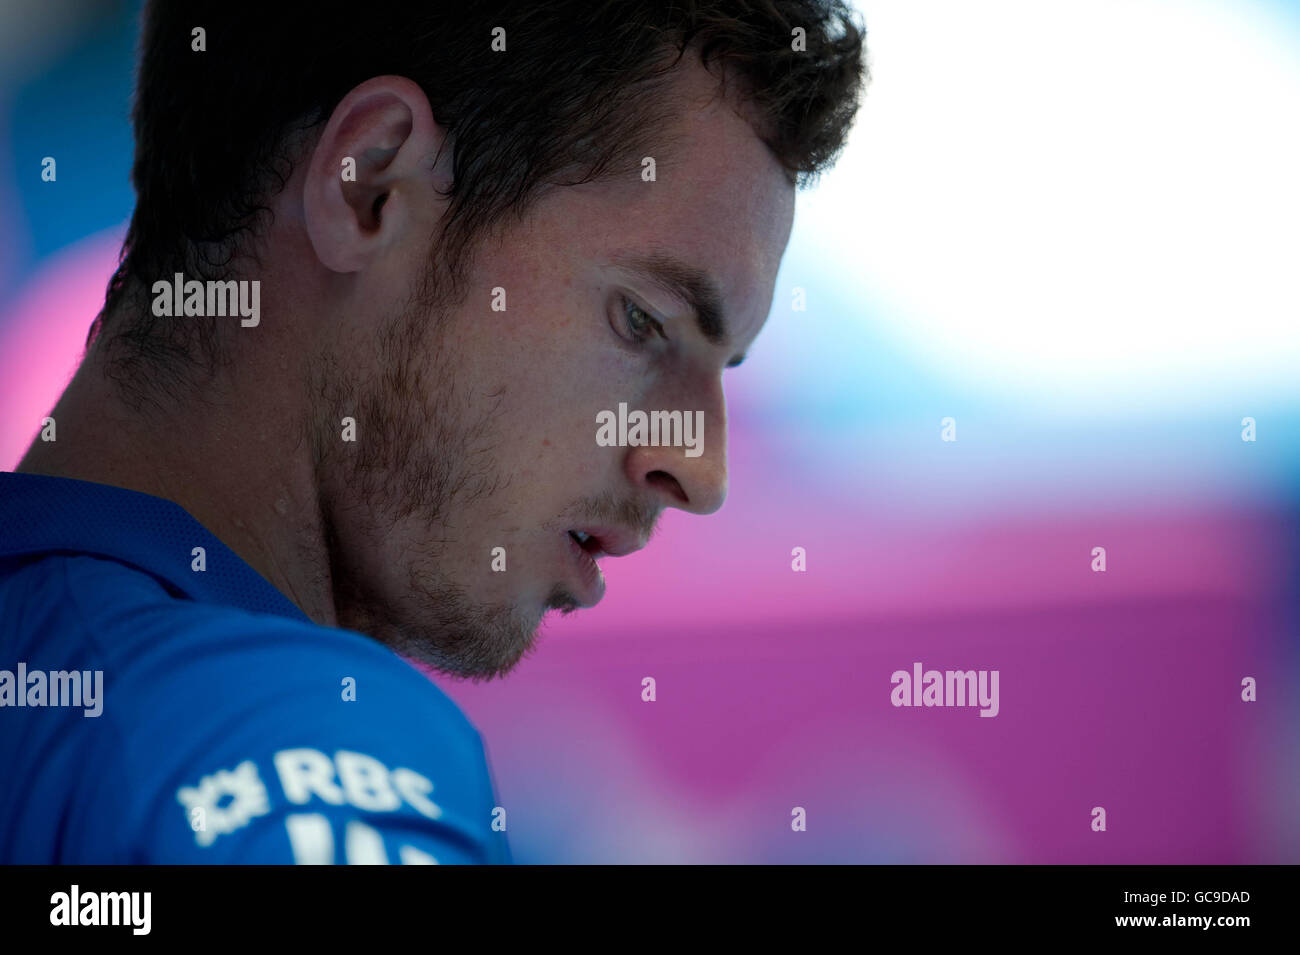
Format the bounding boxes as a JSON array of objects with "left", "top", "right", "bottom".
[{"left": 0, "top": 471, "right": 511, "bottom": 864}]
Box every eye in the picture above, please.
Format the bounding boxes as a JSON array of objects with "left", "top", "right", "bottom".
[{"left": 614, "top": 294, "right": 667, "bottom": 345}]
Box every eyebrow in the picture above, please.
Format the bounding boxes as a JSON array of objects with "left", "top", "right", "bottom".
[{"left": 612, "top": 250, "right": 747, "bottom": 367}]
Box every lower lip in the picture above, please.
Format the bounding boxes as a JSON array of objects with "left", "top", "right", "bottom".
[{"left": 564, "top": 534, "right": 607, "bottom": 608}]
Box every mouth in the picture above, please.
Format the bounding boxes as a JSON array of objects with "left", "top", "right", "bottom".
[
  {"left": 559, "top": 525, "right": 649, "bottom": 609},
  {"left": 568, "top": 529, "right": 602, "bottom": 555},
  {"left": 566, "top": 526, "right": 648, "bottom": 559},
  {"left": 563, "top": 530, "right": 607, "bottom": 608}
]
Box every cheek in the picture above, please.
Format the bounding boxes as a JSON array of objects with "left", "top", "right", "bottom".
[
  {"left": 451, "top": 283, "right": 651, "bottom": 489},
  {"left": 472, "top": 377, "right": 619, "bottom": 508}
]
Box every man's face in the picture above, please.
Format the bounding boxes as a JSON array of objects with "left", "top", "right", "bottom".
[{"left": 315, "top": 64, "right": 795, "bottom": 678}]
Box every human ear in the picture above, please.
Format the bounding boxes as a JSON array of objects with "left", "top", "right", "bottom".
[{"left": 302, "top": 75, "right": 450, "bottom": 274}]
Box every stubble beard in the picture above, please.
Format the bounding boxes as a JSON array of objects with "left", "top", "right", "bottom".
[{"left": 306, "top": 276, "right": 547, "bottom": 682}]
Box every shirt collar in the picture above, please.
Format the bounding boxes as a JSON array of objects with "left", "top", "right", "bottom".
[{"left": 0, "top": 471, "right": 310, "bottom": 623}]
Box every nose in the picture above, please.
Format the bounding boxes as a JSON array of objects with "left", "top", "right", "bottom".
[{"left": 622, "top": 380, "right": 728, "bottom": 516}]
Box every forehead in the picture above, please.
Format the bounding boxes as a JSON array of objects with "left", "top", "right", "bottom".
[{"left": 529, "top": 58, "right": 797, "bottom": 348}]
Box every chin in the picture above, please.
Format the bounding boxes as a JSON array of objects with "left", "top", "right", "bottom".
[{"left": 348, "top": 590, "right": 537, "bottom": 681}]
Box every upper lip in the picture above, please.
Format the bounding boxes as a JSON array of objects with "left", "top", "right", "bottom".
[{"left": 569, "top": 525, "right": 649, "bottom": 559}]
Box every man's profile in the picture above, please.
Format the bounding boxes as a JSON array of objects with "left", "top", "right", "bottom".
[{"left": 0, "top": 1, "right": 866, "bottom": 863}]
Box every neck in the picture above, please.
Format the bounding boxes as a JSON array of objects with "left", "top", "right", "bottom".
[{"left": 17, "top": 334, "right": 339, "bottom": 626}]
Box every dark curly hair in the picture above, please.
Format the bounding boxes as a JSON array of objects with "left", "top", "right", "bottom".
[{"left": 91, "top": 0, "right": 868, "bottom": 397}]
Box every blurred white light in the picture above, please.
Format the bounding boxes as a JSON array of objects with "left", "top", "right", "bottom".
[{"left": 800, "top": 0, "right": 1300, "bottom": 409}]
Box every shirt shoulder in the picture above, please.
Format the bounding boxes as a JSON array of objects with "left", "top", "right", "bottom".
[{"left": 0, "top": 553, "right": 511, "bottom": 864}]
